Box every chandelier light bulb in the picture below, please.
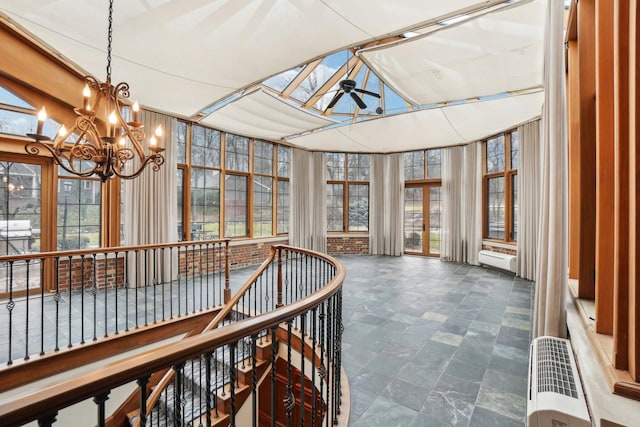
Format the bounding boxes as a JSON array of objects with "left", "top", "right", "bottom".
[
  {"left": 36, "top": 107, "right": 47, "bottom": 134},
  {"left": 154, "top": 126, "right": 163, "bottom": 137},
  {"left": 149, "top": 135, "right": 157, "bottom": 147},
  {"left": 83, "top": 84, "right": 91, "bottom": 110},
  {"left": 119, "top": 136, "right": 126, "bottom": 146},
  {"left": 58, "top": 125, "right": 67, "bottom": 137},
  {"left": 132, "top": 101, "right": 139, "bottom": 122}
]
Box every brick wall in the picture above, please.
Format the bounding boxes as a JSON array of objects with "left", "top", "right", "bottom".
[
  {"left": 326, "top": 235, "right": 369, "bottom": 255},
  {"left": 481, "top": 243, "right": 517, "bottom": 256},
  {"left": 57, "top": 256, "right": 125, "bottom": 292},
  {"left": 228, "top": 240, "right": 288, "bottom": 270}
]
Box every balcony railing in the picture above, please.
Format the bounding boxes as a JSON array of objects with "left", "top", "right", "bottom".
[
  {"left": 0, "top": 240, "right": 230, "bottom": 367},
  {"left": 0, "top": 245, "right": 346, "bottom": 427}
]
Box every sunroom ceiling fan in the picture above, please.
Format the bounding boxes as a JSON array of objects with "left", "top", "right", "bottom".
[{"left": 325, "top": 78, "right": 381, "bottom": 111}]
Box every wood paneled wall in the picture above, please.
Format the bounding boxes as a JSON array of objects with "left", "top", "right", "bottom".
[{"left": 567, "top": 0, "right": 640, "bottom": 395}]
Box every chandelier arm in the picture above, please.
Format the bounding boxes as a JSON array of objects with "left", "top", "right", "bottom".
[
  {"left": 112, "top": 154, "right": 165, "bottom": 180},
  {"left": 25, "top": 141, "right": 100, "bottom": 178}
]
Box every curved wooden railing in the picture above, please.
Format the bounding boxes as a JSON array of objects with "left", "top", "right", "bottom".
[{"left": 0, "top": 245, "right": 346, "bottom": 427}]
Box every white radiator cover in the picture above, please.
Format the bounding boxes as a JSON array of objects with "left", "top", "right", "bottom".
[
  {"left": 478, "top": 250, "right": 517, "bottom": 273},
  {"left": 527, "top": 336, "right": 591, "bottom": 427}
]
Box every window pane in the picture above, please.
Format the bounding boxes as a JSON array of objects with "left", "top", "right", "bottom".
[
  {"left": 176, "top": 121, "right": 187, "bottom": 164},
  {"left": 487, "top": 176, "right": 505, "bottom": 239},
  {"left": 512, "top": 174, "right": 518, "bottom": 241},
  {"left": 0, "top": 86, "right": 34, "bottom": 109},
  {"left": 403, "top": 187, "right": 423, "bottom": 251},
  {"left": 190, "top": 168, "right": 220, "bottom": 240},
  {"left": 177, "top": 168, "right": 184, "bottom": 241},
  {"left": 225, "top": 175, "right": 247, "bottom": 237},
  {"left": 253, "top": 176, "right": 272, "bottom": 237},
  {"left": 486, "top": 135, "right": 505, "bottom": 173},
  {"left": 326, "top": 153, "right": 345, "bottom": 181},
  {"left": 0, "top": 161, "right": 42, "bottom": 256},
  {"left": 277, "top": 146, "right": 291, "bottom": 177},
  {"left": 191, "top": 125, "right": 220, "bottom": 168},
  {"left": 348, "top": 184, "right": 369, "bottom": 231},
  {"left": 57, "top": 179, "right": 101, "bottom": 250},
  {"left": 347, "top": 154, "right": 370, "bottom": 181},
  {"left": 429, "top": 187, "right": 441, "bottom": 254},
  {"left": 254, "top": 140, "right": 273, "bottom": 175},
  {"left": 326, "top": 183, "right": 344, "bottom": 232},
  {"left": 404, "top": 151, "right": 425, "bottom": 180},
  {"left": 277, "top": 180, "right": 289, "bottom": 234},
  {"left": 226, "top": 134, "right": 249, "bottom": 172},
  {"left": 426, "top": 149, "right": 442, "bottom": 179},
  {"left": 511, "top": 131, "right": 520, "bottom": 170}
]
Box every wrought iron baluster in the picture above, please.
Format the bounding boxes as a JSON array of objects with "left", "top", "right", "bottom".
[
  {"left": 144, "top": 248, "right": 148, "bottom": 327},
  {"left": 137, "top": 375, "right": 150, "bottom": 427},
  {"left": 170, "top": 247, "right": 174, "bottom": 320},
  {"left": 94, "top": 392, "right": 110, "bottom": 427},
  {"left": 91, "top": 254, "right": 98, "bottom": 342},
  {"left": 300, "top": 314, "right": 306, "bottom": 427},
  {"left": 311, "top": 307, "right": 317, "bottom": 427},
  {"left": 251, "top": 334, "right": 258, "bottom": 427},
  {"left": 24, "top": 259, "right": 30, "bottom": 360},
  {"left": 173, "top": 362, "right": 185, "bottom": 427},
  {"left": 103, "top": 253, "right": 108, "bottom": 338},
  {"left": 284, "top": 319, "right": 294, "bottom": 427},
  {"left": 76, "top": 255, "right": 81, "bottom": 347},
  {"left": 199, "top": 243, "right": 204, "bottom": 312},
  {"left": 204, "top": 352, "right": 212, "bottom": 427},
  {"left": 40, "top": 259, "right": 45, "bottom": 356},
  {"left": 192, "top": 245, "right": 196, "bottom": 314},
  {"left": 152, "top": 248, "right": 157, "bottom": 324},
  {"left": 6, "top": 261, "right": 14, "bottom": 365},
  {"left": 229, "top": 342, "right": 237, "bottom": 427},
  {"left": 134, "top": 249, "right": 139, "bottom": 328},
  {"left": 270, "top": 326, "right": 277, "bottom": 427},
  {"left": 114, "top": 252, "right": 119, "bottom": 335},
  {"left": 37, "top": 412, "right": 57, "bottom": 427},
  {"left": 54, "top": 257, "right": 61, "bottom": 352}
]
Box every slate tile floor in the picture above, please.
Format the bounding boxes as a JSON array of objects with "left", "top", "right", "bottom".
[{"left": 337, "top": 255, "right": 533, "bottom": 427}]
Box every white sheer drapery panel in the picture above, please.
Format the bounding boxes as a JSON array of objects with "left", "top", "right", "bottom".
[
  {"left": 517, "top": 120, "right": 541, "bottom": 280},
  {"left": 441, "top": 146, "right": 464, "bottom": 262},
  {"left": 462, "top": 142, "right": 482, "bottom": 265},
  {"left": 533, "top": 0, "right": 567, "bottom": 339},
  {"left": 290, "top": 149, "right": 326, "bottom": 252},
  {"left": 123, "top": 110, "right": 178, "bottom": 284},
  {"left": 369, "top": 153, "right": 404, "bottom": 256}
]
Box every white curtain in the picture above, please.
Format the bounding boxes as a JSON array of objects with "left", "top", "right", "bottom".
[
  {"left": 462, "top": 142, "right": 482, "bottom": 265},
  {"left": 533, "top": 0, "right": 567, "bottom": 339},
  {"left": 290, "top": 149, "right": 326, "bottom": 252},
  {"left": 441, "top": 146, "right": 464, "bottom": 262},
  {"left": 369, "top": 153, "right": 404, "bottom": 256},
  {"left": 517, "top": 120, "right": 541, "bottom": 280},
  {"left": 123, "top": 109, "right": 178, "bottom": 284}
]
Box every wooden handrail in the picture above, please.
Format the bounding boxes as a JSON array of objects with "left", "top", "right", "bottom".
[{"left": 0, "top": 246, "right": 345, "bottom": 426}]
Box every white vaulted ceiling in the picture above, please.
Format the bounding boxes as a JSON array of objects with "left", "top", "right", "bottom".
[{"left": 0, "top": 0, "right": 548, "bottom": 152}]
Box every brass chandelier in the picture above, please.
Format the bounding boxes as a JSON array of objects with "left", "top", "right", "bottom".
[{"left": 25, "top": 0, "right": 165, "bottom": 182}]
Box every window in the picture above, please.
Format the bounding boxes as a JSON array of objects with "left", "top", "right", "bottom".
[
  {"left": 276, "top": 146, "right": 290, "bottom": 234},
  {"left": 483, "top": 130, "right": 518, "bottom": 242},
  {"left": 57, "top": 171, "right": 101, "bottom": 250},
  {"left": 190, "top": 125, "right": 221, "bottom": 240},
  {"left": 326, "top": 153, "right": 370, "bottom": 232},
  {"left": 253, "top": 141, "right": 273, "bottom": 237}
]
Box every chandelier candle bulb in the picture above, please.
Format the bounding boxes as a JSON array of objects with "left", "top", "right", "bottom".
[
  {"left": 108, "top": 111, "right": 117, "bottom": 138},
  {"left": 132, "top": 101, "right": 139, "bottom": 122},
  {"left": 58, "top": 125, "right": 67, "bottom": 138},
  {"left": 83, "top": 84, "right": 91, "bottom": 111},
  {"left": 36, "top": 107, "right": 46, "bottom": 135}
]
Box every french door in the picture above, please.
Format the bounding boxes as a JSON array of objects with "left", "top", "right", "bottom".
[{"left": 403, "top": 184, "right": 441, "bottom": 256}]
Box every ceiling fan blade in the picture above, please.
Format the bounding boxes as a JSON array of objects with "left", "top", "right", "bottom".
[
  {"left": 326, "top": 91, "right": 344, "bottom": 110},
  {"left": 353, "top": 88, "right": 381, "bottom": 98},
  {"left": 350, "top": 92, "right": 367, "bottom": 109}
]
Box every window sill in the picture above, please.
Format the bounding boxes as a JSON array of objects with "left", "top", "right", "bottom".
[
  {"left": 228, "top": 236, "right": 288, "bottom": 247},
  {"left": 327, "top": 232, "right": 369, "bottom": 238},
  {"left": 566, "top": 279, "right": 640, "bottom": 426}
]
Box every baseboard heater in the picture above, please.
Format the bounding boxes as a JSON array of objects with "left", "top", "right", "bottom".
[
  {"left": 477, "top": 249, "right": 517, "bottom": 273},
  {"left": 527, "top": 336, "right": 591, "bottom": 427}
]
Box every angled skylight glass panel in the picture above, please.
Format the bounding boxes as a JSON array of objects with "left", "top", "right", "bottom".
[
  {"left": 383, "top": 84, "right": 410, "bottom": 115},
  {"left": 0, "top": 87, "right": 34, "bottom": 109},
  {"left": 359, "top": 0, "right": 547, "bottom": 106},
  {"left": 290, "top": 50, "right": 353, "bottom": 103},
  {"left": 262, "top": 65, "right": 305, "bottom": 92}
]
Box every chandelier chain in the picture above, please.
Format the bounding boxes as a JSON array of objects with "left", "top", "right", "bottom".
[{"left": 106, "top": 0, "right": 113, "bottom": 82}]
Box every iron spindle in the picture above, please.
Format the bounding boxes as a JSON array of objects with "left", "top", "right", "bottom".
[
  {"left": 251, "top": 334, "right": 258, "bottom": 427},
  {"left": 134, "top": 249, "right": 139, "bottom": 328},
  {"left": 114, "top": 252, "right": 119, "bottom": 335},
  {"left": 103, "top": 253, "right": 108, "bottom": 338},
  {"left": 94, "top": 392, "right": 109, "bottom": 427},
  {"left": 91, "top": 255, "right": 97, "bottom": 342},
  {"left": 6, "top": 261, "right": 14, "bottom": 365},
  {"left": 137, "top": 375, "right": 150, "bottom": 427},
  {"left": 54, "top": 257, "right": 60, "bottom": 352},
  {"left": 270, "top": 326, "right": 277, "bottom": 427},
  {"left": 205, "top": 352, "right": 212, "bottom": 427},
  {"left": 300, "top": 314, "right": 306, "bottom": 427},
  {"left": 285, "top": 319, "right": 294, "bottom": 427},
  {"left": 24, "top": 260, "right": 30, "bottom": 360},
  {"left": 37, "top": 412, "right": 57, "bottom": 427},
  {"left": 144, "top": 249, "right": 149, "bottom": 326},
  {"left": 173, "top": 363, "right": 185, "bottom": 427},
  {"left": 229, "top": 342, "right": 237, "bottom": 427},
  {"left": 40, "top": 262, "right": 45, "bottom": 355}
]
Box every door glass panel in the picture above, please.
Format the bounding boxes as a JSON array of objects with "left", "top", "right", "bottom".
[
  {"left": 403, "top": 187, "right": 423, "bottom": 252},
  {"left": 429, "top": 187, "right": 441, "bottom": 254},
  {"left": 0, "top": 161, "right": 42, "bottom": 292}
]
